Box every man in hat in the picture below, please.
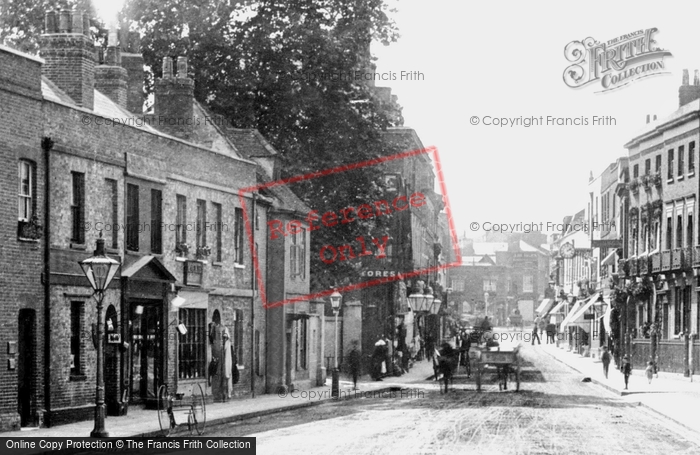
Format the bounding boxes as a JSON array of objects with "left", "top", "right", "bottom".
[{"left": 622, "top": 355, "right": 632, "bottom": 390}]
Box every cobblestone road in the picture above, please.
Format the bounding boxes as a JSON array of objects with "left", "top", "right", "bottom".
[{"left": 210, "top": 343, "right": 700, "bottom": 455}]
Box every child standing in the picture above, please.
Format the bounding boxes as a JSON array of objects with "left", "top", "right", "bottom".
[{"left": 645, "top": 361, "right": 654, "bottom": 384}]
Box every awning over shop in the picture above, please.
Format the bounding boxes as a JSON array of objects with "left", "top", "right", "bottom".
[
  {"left": 535, "top": 298, "right": 552, "bottom": 314},
  {"left": 567, "top": 293, "right": 599, "bottom": 323},
  {"left": 549, "top": 300, "right": 565, "bottom": 315},
  {"left": 601, "top": 250, "right": 617, "bottom": 266},
  {"left": 560, "top": 300, "right": 584, "bottom": 329}
]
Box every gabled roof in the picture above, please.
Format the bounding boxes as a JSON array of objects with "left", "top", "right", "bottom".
[{"left": 121, "top": 255, "right": 177, "bottom": 282}]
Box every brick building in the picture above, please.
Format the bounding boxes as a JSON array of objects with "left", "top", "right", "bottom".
[
  {"left": 0, "top": 9, "right": 317, "bottom": 431},
  {"left": 617, "top": 69, "right": 700, "bottom": 373}
]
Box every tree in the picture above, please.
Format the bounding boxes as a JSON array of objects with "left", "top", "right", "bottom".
[
  {"left": 1, "top": 0, "right": 104, "bottom": 53},
  {"left": 124, "top": 0, "right": 404, "bottom": 291}
]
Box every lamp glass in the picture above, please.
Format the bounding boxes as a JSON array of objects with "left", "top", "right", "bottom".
[
  {"left": 330, "top": 291, "right": 342, "bottom": 310},
  {"left": 409, "top": 293, "right": 426, "bottom": 312}
]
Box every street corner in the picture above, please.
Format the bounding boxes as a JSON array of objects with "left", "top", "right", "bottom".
[{"left": 236, "top": 146, "right": 462, "bottom": 310}]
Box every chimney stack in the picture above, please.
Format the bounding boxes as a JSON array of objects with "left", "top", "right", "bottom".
[
  {"left": 120, "top": 30, "right": 145, "bottom": 113},
  {"left": 679, "top": 68, "right": 700, "bottom": 107},
  {"left": 154, "top": 56, "right": 194, "bottom": 139},
  {"left": 94, "top": 22, "right": 128, "bottom": 109},
  {"left": 40, "top": 9, "right": 95, "bottom": 109}
]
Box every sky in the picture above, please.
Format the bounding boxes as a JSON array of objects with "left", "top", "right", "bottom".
[
  {"left": 89, "top": 0, "right": 700, "bottom": 243},
  {"left": 371, "top": 0, "right": 699, "bottom": 241}
]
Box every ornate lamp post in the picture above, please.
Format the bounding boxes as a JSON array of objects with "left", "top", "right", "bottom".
[
  {"left": 330, "top": 290, "right": 342, "bottom": 398},
  {"left": 78, "top": 233, "right": 121, "bottom": 438}
]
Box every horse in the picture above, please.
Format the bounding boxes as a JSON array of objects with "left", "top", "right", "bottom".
[{"left": 435, "top": 344, "right": 460, "bottom": 393}]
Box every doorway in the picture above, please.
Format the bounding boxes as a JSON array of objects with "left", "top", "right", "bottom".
[
  {"left": 129, "top": 302, "right": 162, "bottom": 405},
  {"left": 18, "top": 309, "right": 35, "bottom": 427}
]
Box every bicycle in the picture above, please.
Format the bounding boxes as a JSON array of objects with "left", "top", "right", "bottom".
[{"left": 157, "top": 382, "right": 207, "bottom": 436}]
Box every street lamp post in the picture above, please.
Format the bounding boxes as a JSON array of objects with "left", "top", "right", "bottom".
[
  {"left": 593, "top": 295, "right": 608, "bottom": 354},
  {"left": 78, "top": 232, "right": 120, "bottom": 438},
  {"left": 330, "top": 290, "right": 342, "bottom": 398}
]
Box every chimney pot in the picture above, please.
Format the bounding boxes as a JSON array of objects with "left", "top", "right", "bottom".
[
  {"left": 695, "top": 70, "right": 700, "bottom": 86},
  {"left": 59, "top": 9, "right": 70, "bottom": 33},
  {"left": 646, "top": 114, "right": 650, "bottom": 124},
  {"left": 71, "top": 10, "right": 83, "bottom": 34},
  {"left": 82, "top": 13, "right": 90, "bottom": 37},
  {"left": 653, "top": 115, "right": 657, "bottom": 120},
  {"left": 682, "top": 69, "right": 689, "bottom": 85},
  {"left": 176, "top": 57, "right": 187, "bottom": 78},
  {"left": 45, "top": 11, "right": 56, "bottom": 33},
  {"left": 162, "top": 56, "right": 173, "bottom": 79}
]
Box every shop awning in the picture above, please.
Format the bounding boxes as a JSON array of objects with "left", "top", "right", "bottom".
[
  {"left": 548, "top": 300, "right": 566, "bottom": 315},
  {"left": 566, "top": 293, "right": 599, "bottom": 325},
  {"left": 535, "top": 298, "right": 552, "bottom": 314},
  {"left": 560, "top": 300, "right": 584, "bottom": 329},
  {"left": 601, "top": 250, "right": 617, "bottom": 266}
]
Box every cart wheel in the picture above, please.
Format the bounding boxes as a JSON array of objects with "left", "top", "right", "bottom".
[
  {"left": 157, "top": 385, "right": 172, "bottom": 436},
  {"left": 190, "top": 383, "right": 206, "bottom": 435}
]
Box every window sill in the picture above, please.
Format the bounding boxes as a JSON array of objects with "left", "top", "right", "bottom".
[
  {"left": 106, "top": 247, "right": 120, "bottom": 255},
  {"left": 175, "top": 256, "right": 188, "bottom": 262},
  {"left": 18, "top": 237, "right": 40, "bottom": 243},
  {"left": 70, "top": 374, "right": 87, "bottom": 382},
  {"left": 667, "top": 178, "right": 674, "bottom": 184},
  {"left": 70, "top": 243, "right": 86, "bottom": 250},
  {"left": 689, "top": 172, "right": 695, "bottom": 178},
  {"left": 212, "top": 261, "right": 223, "bottom": 267},
  {"left": 678, "top": 176, "right": 684, "bottom": 182},
  {"left": 234, "top": 263, "right": 245, "bottom": 269}
]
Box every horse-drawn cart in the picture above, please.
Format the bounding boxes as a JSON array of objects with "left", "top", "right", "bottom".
[{"left": 470, "top": 345, "right": 521, "bottom": 392}]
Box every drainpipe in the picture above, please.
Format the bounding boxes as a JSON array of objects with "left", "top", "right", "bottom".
[
  {"left": 251, "top": 193, "right": 256, "bottom": 398},
  {"left": 42, "top": 137, "right": 54, "bottom": 426}
]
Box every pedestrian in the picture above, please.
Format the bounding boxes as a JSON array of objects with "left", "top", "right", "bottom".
[
  {"left": 371, "top": 338, "right": 387, "bottom": 381},
  {"left": 459, "top": 329, "right": 472, "bottom": 377},
  {"left": 622, "top": 355, "right": 632, "bottom": 390},
  {"left": 537, "top": 315, "right": 546, "bottom": 338},
  {"left": 531, "top": 323, "right": 541, "bottom": 345},
  {"left": 601, "top": 346, "right": 611, "bottom": 379},
  {"left": 348, "top": 340, "right": 361, "bottom": 390},
  {"left": 645, "top": 361, "right": 654, "bottom": 384},
  {"left": 546, "top": 322, "right": 556, "bottom": 344}
]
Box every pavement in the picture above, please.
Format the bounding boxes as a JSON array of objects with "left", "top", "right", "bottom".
[
  {"left": 0, "top": 360, "right": 436, "bottom": 440},
  {"left": 541, "top": 341, "right": 700, "bottom": 435}
]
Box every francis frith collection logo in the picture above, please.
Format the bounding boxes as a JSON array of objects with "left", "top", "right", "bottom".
[{"left": 563, "top": 28, "right": 672, "bottom": 92}]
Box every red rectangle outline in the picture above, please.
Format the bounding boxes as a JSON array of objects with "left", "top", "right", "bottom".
[{"left": 238, "top": 146, "right": 463, "bottom": 309}]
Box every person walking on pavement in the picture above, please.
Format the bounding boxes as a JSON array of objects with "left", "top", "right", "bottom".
[
  {"left": 546, "top": 322, "right": 556, "bottom": 344},
  {"left": 601, "top": 346, "right": 611, "bottom": 379},
  {"left": 622, "top": 355, "right": 632, "bottom": 390},
  {"left": 537, "top": 315, "right": 546, "bottom": 338},
  {"left": 645, "top": 361, "right": 654, "bottom": 384},
  {"left": 348, "top": 340, "right": 362, "bottom": 390},
  {"left": 531, "top": 322, "right": 541, "bottom": 345}
]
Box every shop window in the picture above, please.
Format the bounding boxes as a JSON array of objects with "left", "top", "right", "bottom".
[{"left": 178, "top": 309, "right": 206, "bottom": 379}]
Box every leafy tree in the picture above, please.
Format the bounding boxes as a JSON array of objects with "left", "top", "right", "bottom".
[
  {"left": 124, "top": 0, "right": 404, "bottom": 291},
  {"left": 0, "top": 0, "right": 104, "bottom": 53}
]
